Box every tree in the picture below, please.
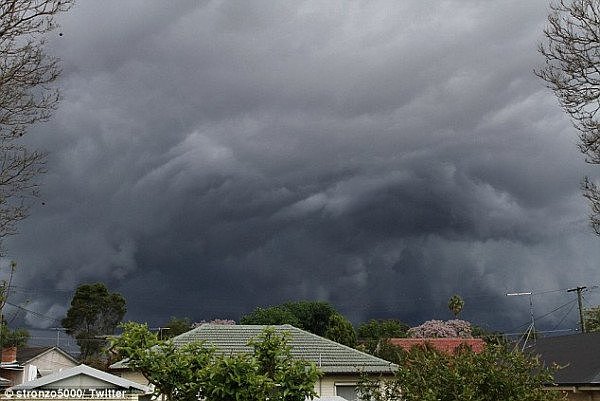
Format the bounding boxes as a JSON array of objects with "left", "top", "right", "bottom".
[
  {"left": 357, "top": 319, "right": 409, "bottom": 341},
  {"left": 241, "top": 301, "right": 357, "bottom": 346},
  {"left": 358, "top": 343, "right": 562, "bottom": 401},
  {"left": 162, "top": 316, "right": 192, "bottom": 339},
  {"left": 0, "top": 322, "right": 28, "bottom": 347},
  {"left": 324, "top": 313, "right": 356, "bottom": 347},
  {"left": 583, "top": 305, "right": 600, "bottom": 332},
  {"left": 62, "top": 283, "right": 126, "bottom": 363},
  {"left": 280, "top": 301, "right": 337, "bottom": 337},
  {"left": 240, "top": 306, "right": 301, "bottom": 327},
  {"left": 110, "top": 322, "right": 213, "bottom": 401},
  {"left": 111, "top": 323, "right": 321, "bottom": 401},
  {"left": 0, "top": 261, "right": 29, "bottom": 348},
  {"left": 470, "top": 325, "right": 507, "bottom": 345},
  {"left": 407, "top": 319, "right": 473, "bottom": 338},
  {"left": 0, "top": 260, "right": 17, "bottom": 323},
  {"left": 356, "top": 319, "right": 409, "bottom": 355},
  {"left": 448, "top": 294, "right": 464, "bottom": 318},
  {"left": 356, "top": 339, "right": 405, "bottom": 365},
  {"left": 0, "top": 0, "right": 73, "bottom": 247},
  {"left": 536, "top": 0, "right": 600, "bottom": 234}
]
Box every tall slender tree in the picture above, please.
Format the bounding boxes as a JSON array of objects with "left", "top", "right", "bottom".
[{"left": 448, "top": 294, "right": 464, "bottom": 318}]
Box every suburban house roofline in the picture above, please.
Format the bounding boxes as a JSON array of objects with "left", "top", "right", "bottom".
[
  {"left": 111, "top": 324, "right": 397, "bottom": 374},
  {"left": 9, "top": 364, "right": 150, "bottom": 392}
]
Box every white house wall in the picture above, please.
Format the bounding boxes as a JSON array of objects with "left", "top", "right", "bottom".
[{"left": 27, "top": 350, "right": 78, "bottom": 378}]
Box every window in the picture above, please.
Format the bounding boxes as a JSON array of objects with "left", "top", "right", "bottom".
[{"left": 335, "top": 383, "right": 359, "bottom": 401}]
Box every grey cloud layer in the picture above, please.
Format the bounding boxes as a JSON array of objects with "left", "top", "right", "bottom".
[{"left": 6, "top": 0, "right": 600, "bottom": 333}]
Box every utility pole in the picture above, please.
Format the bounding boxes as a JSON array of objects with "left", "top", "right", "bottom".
[{"left": 567, "top": 286, "right": 587, "bottom": 333}]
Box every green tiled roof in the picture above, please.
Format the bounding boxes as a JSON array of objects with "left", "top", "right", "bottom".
[{"left": 173, "top": 324, "right": 396, "bottom": 374}]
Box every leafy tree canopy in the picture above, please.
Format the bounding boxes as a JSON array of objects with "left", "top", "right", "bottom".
[
  {"left": 324, "top": 313, "right": 357, "bottom": 348},
  {"left": 0, "top": 322, "right": 28, "bottom": 348},
  {"left": 357, "top": 319, "right": 409, "bottom": 341},
  {"left": 584, "top": 306, "right": 600, "bottom": 333},
  {"left": 240, "top": 306, "right": 301, "bottom": 327},
  {"left": 356, "top": 319, "right": 408, "bottom": 356},
  {"left": 111, "top": 323, "right": 321, "bottom": 401},
  {"left": 62, "top": 283, "right": 126, "bottom": 363},
  {"left": 162, "top": 316, "right": 192, "bottom": 339},
  {"left": 448, "top": 294, "right": 464, "bottom": 318},
  {"left": 407, "top": 319, "right": 472, "bottom": 338},
  {"left": 241, "top": 301, "right": 356, "bottom": 346},
  {"left": 359, "top": 343, "right": 562, "bottom": 401}
]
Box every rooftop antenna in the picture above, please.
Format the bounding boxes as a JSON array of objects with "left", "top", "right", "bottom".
[
  {"left": 506, "top": 291, "right": 534, "bottom": 350},
  {"left": 51, "top": 328, "right": 67, "bottom": 347}
]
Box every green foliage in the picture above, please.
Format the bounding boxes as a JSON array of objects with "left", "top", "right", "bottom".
[
  {"left": 112, "top": 322, "right": 213, "bottom": 401},
  {"left": 357, "top": 319, "right": 409, "bottom": 340},
  {"left": 357, "top": 319, "right": 408, "bottom": 354},
  {"left": 241, "top": 306, "right": 301, "bottom": 327},
  {"left": 324, "top": 313, "right": 356, "bottom": 348},
  {"left": 0, "top": 261, "right": 27, "bottom": 348},
  {"left": 470, "top": 325, "right": 507, "bottom": 345},
  {"left": 111, "top": 323, "right": 321, "bottom": 401},
  {"left": 364, "top": 339, "right": 406, "bottom": 365},
  {"left": 359, "top": 343, "right": 562, "bottom": 401},
  {"left": 62, "top": 283, "right": 126, "bottom": 362},
  {"left": 0, "top": 322, "right": 28, "bottom": 348},
  {"left": 280, "top": 301, "right": 336, "bottom": 337},
  {"left": 163, "top": 316, "right": 192, "bottom": 338},
  {"left": 241, "top": 301, "right": 357, "bottom": 346},
  {"left": 199, "top": 353, "right": 268, "bottom": 401},
  {"left": 247, "top": 328, "right": 321, "bottom": 401},
  {"left": 584, "top": 306, "right": 600, "bottom": 333},
  {"left": 448, "top": 294, "right": 464, "bottom": 318}
]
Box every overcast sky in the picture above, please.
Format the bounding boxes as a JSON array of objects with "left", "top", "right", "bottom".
[{"left": 4, "top": 0, "right": 600, "bottom": 345}]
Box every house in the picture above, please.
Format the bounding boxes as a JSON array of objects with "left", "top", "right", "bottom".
[
  {"left": 527, "top": 332, "right": 600, "bottom": 400},
  {"left": 7, "top": 364, "right": 150, "bottom": 401},
  {"left": 388, "top": 338, "right": 486, "bottom": 355},
  {"left": 17, "top": 346, "right": 79, "bottom": 380},
  {"left": 110, "top": 324, "right": 396, "bottom": 401},
  {"left": 0, "top": 346, "right": 78, "bottom": 388}
]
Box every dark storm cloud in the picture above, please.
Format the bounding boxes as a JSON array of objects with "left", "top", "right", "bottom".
[{"left": 4, "top": 0, "right": 600, "bottom": 338}]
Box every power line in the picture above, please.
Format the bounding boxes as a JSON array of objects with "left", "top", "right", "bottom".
[
  {"left": 505, "top": 298, "right": 578, "bottom": 334},
  {"left": 552, "top": 301, "right": 578, "bottom": 332},
  {"left": 4, "top": 301, "right": 61, "bottom": 323}
]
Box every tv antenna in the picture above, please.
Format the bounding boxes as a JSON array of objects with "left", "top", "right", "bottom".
[{"left": 506, "top": 291, "right": 535, "bottom": 350}]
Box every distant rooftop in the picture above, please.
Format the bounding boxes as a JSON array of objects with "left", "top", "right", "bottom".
[
  {"left": 16, "top": 346, "right": 77, "bottom": 365},
  {"left": 172, "top": 324, "right": 396, "bottom": 374},
  {"left": 527, "top": 332, "right": 600, "bottom": 386}
]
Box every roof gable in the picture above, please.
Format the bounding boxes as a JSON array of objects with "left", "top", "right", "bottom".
[
  {"left": 9, "top": 364, "right": 149, "bottom": 392},
  {"left": 17, "top": 347, "right": 78, "bottom": 365},
  {"left": 173, "top": 324, "right": 396, "bottom": 374}
]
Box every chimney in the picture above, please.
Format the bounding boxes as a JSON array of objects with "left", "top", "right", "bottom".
[{"left": 1, "top": 346, "right": 17, "bottom": 363}]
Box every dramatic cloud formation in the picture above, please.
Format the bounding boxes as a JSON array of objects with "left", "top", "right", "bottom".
[{"left": 4, "top": 0, "right": 600, "bottom": 345}]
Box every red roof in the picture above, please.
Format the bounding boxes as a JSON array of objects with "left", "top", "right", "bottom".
[{"left": 389, "top": 338, "right": 485, "bottom": 354}]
